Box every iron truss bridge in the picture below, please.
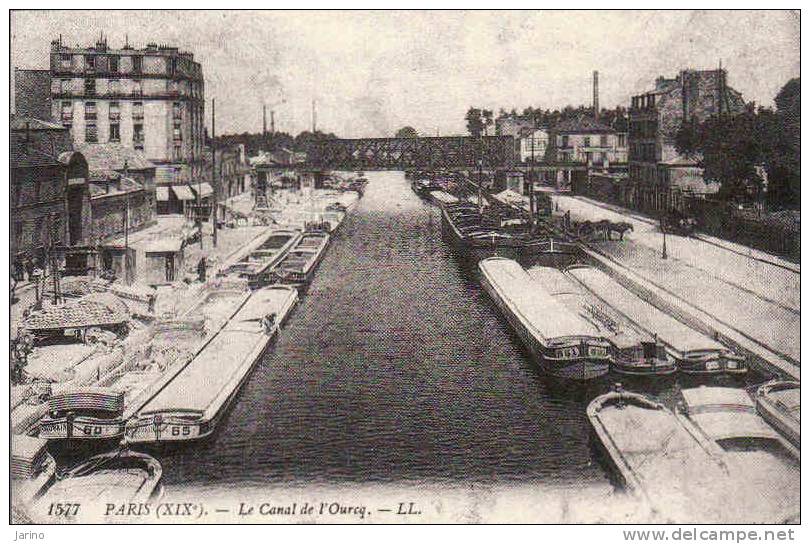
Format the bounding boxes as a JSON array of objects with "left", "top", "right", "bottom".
[{"left": 306, "top": 136, "right": 516, "bottom": 170}]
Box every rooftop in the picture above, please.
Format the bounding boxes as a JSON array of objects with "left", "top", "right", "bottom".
[
  {"left": 553, "top": 116, "right": 615, "bottom": 134},
  {"left": 76, "top": 143, "right": 155, "bottom": 173}
]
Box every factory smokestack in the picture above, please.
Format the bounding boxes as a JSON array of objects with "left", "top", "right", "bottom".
[
  {"left": 262, "top": 105, "right": 267, "bottom": 137},
  {"left": 593, "top": 71, "right": 599, "bottom": 122}
]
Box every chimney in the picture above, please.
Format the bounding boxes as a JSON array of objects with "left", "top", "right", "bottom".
[
  {"left": 593, "top": 71, "right": 599, "bottom": 122},
  {"left": 262, "top": 105, "right": 267, "bottom": 138}
]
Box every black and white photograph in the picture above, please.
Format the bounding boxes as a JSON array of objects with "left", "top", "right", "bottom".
[{"left": 7, "top": 8, "right": 801, "bottom": 527}]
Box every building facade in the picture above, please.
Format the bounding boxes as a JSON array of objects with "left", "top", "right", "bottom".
[
  {"left": 519, "top": 128, "right": 550, "bottom": 163},
  {"left": 10, "top": 116, "right": 88, "bottom": 265},
  {"left": 628, "top": 68, "right": 745, "bottom": 190},
  {"left": 551, "top": 117, "right": 625, "bottom": 167},
  {"left": 14, "top": 68, "right": 53, "bottom": 121},
  {"left": 43, "top": 37, "right": 205, "bottom": 193}
]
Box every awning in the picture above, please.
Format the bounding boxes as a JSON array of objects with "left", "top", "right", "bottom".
[
  {"left": 155, "top": 186, "right": 170, "bottom": 201},
  {"left": 194, "top": 182, "right": 214, "bottom": 198},
  {"left": 171, "top": 185, "right": 196, "bottom": 201}
]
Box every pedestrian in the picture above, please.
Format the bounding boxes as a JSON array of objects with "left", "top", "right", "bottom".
[
  {"left": 197, "top": 256, "right": 207, "bottom": 283},
  {"left": 14, "top": 255, "right": 24, "bottom": 282},
  {"left": 24, "top": 256, "right": 34, "bottom": 282}
]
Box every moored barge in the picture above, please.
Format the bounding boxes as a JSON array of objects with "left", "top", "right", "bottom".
[
  {"left": 36, "top": 387, "right": 126, "bottom": 442},
  {"left": 755, "top": 380, "right": 800, "bottom": 449},
  {"left": 272, "top": 231, "right": 330, "bottom": 288},
  {"left": 528, "top": 265, "right": 675, "bottom": 377},
  {"left": 125, "top": 285, "right": 299, "bottom": 444},
  {"left": 566, "top": 266, "right": 746, "bottom": 377},
  {"left": 478, "top": 257, "right": 611, "bottom": 380}
]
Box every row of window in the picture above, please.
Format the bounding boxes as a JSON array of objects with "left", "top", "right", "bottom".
[
  {"left": 628, "top": 142, "right": 657, "bottom": 162},
  {"left": 58, "top": 52, "right": 200, "bottom": 78},
  {"left": 61, "top": 101, "right": 184, "bottom": 121},
  {"left": 59, "top": 78, "right": 200, "bottom": 98}
]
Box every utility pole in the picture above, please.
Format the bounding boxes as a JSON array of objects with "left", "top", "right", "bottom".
[
  {"left": 212, "top": 98, "right": 217, "bottom": 248},
  {"left": 529, "top": 130, "right": 536, "bottom": 231}
]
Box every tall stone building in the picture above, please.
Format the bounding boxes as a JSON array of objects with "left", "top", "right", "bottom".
[
  {"left": 43, "top": 37, "right": 205, "bottom": 194},
  {"left": 628, "top": 68, "right": 745, "bottom": 191}
]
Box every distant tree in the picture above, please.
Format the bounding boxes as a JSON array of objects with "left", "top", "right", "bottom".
[
  {"left": 395, "top": 126, "right": 419, "bottom": 138},
  {"left": 482, "top": 109, "right": 494, "bottom": 136},
  {"left": 465, "top": 107, "right": 484, "bottom": 137}
]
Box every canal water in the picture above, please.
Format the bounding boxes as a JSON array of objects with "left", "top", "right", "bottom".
[{"left": 157, "top": 171, "right": 618, "bottom": 491}]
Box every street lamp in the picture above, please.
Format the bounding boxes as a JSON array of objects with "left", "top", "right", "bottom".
[{"left": 660, "top": 213, "right": 668, "bottom": 259}]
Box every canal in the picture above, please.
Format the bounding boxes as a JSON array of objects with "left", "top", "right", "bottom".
[{"left": 158, "top": 170, "right": 615, "bottom": 491}]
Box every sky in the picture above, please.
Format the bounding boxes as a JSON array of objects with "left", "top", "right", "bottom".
[{"left": 11, "top": 10, "right": 800, "bottom": 138}]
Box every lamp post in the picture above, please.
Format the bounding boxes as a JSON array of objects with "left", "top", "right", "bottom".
[{"left": 660, "top": 213, "right": 668, "bottom": 259}]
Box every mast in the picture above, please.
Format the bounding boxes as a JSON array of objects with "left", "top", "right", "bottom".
[{"left": 212, "top": 98, "right": 217, "bottom": 247}]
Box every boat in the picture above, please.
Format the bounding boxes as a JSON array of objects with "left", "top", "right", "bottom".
[
  {"left": 427, "top": 190, "right": 459, "bottom": 206},
  {"left": 36, "top": 386, "right": 125, "bottom": 442},
  {"left": 478, "top": 257, "right": 611, "bottom": 380},
  {"left": 30, "top": 449, "right": 163, "bottom": 521},
  {"left": 528, "top": 265, "right": 676, "bottom": 377},
  {"left": 272, "top": 231, "right": 330, "bottom": 288},
  {"left": 755, "top": 380, "right": 800, "bottom": 449},
  {"left": 12, "top": 435, "right": 56, "bottom": 505},
  {"left": 587, "top": 386, "right": 756, "bottom": 522},
  {"left": 225, "top": 229, "right": 301, "bottom": 288},
  {"left": 411, "top": 178, "right": 440, "bottom": 199},
  {"left": 566, "top": 266, "right": 747, "bottom": 376},
  {"left": 679, "top": 386, "right": 800, "bottom": 522},
  {"left": 125, "top": 285, "right": 299, "bottom": 444}
]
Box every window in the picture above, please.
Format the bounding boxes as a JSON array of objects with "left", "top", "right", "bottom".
[
  {"left": 59, "top": 53, "right": 72, "bottom": 70},
  {"left": 132, "top": 55, "right": 142, "bottom": 73},
  {"left": 174, "top": 144, "right": 182, "bottom": 159},
  {"left": 583, "top": 136, "right": 591, "bottom": 147},
  {"left": 133, "top": 123, "right": 144, "bottom": 149},
  {"left": 61, "top": 101, "right": 73, "bottom": 121},
  {"left": 173, "top": 122, "right": 182, "bottom": 141},
  {"left": 14, "top": 222, "right": 23, "bottom": 248},
  {"left": 600, "top": 134, "right": 608, "bottom": 147},
  {"left": 85, "top": 55, "right": 96, "bottom": 72},
  {"left": 60, "top": 79, "right": 72, "bottom": 94},
  {"left": 561, "top": 135, "right": 569, "bottom": 148},
  {"left": 85, "top": 123, "right": 98, "bottom": 143},
  {"left": 132, "top": 101, "right": 144, "bottom": 119},
  {"left": 109, "top": 79, "right": 121, "bottom": 95},
  {"left": 84, "top": 78, "right": 96, "bottom": 96},
  {"left": 109, "top": 122, "right": 120, "bottom": 142},
  {"left": 109, "top": 101, "right": 120, "bottom": 120},
  {"left": 84, "top": 102, "right": 97, "bottom": 120},
  {"left": 109, "top": 55, "right": 119, "bottom": 72},
  {"left": 618, "top": 134, "right": 627, "bottom": 147}
]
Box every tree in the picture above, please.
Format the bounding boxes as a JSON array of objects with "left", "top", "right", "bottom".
[
  {"left": 482, "top": 109, "right": 494, "bottom": 136},
  {"left": 675, "top": 109, "right": 765, "bottom": 203},
  {"left": 395, "top": 126, "right": 419, "bottom": 138},
  {"left": 465, "top": 107, "right": 483, "bottom": 137}
]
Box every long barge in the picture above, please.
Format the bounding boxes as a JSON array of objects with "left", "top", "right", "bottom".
[
  {"left": 566, "top": 266, "right": 746, "bottom": 376},
  {"left": 225, "top": 229, "right": 302, "bottom": 288},
  {"left": 272, "top": 231, "right": 330, "bottom": 288},
  {"left": 36, "top": 387, "right": 126, "bottom": 442},
  {"left": 478, "top": 257, "right": 611, "bottom": 380},
  {"left": 125, "top": 285, "right": 299, "bottom": 444},
  {"left": 587, "top": 387, "right": 741, "bottom": 522},
  {"left": 528, "top": 265, "right": 675, "bottom": 377}
]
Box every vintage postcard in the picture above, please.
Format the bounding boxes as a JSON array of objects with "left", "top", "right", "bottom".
[{"left": 8, "top": 9, "right": 801, "bottom": 527}]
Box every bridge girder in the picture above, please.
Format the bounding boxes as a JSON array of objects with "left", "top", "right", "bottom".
[{"left": 307, "top": 136, "right": 516, "bottom": 170}]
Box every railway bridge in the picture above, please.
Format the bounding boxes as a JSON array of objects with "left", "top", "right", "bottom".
[{"left": 305, "top": 136, "right": 516, "bottom": 170}]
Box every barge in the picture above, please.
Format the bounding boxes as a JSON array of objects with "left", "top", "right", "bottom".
[
  {"left": 125, "top": 285, "right": 299, "bottom": 444},
  {"left": 679, "top": 386, "right": 800, "bottom": 521},
  {"left": 755, "top": 380, "right": 800, "bottom": 449},
  {"left": 528, "top": 265, "right": 675, "bottom": 377},
  {"left": 272, "top": 231, "right": 330, "bottom": 288},
  {"left": 478, "top": 257, "right": 611, "bottom": 380},
  {"left": 225, "top": 229, "right": 302, "bottom": 288},
  {"left": 566, "top": 266, "right": 746, "bottom": 377},
  {"left": 12, "top": 435, "right": 56, "bottom": 505},
  {"left": 36, "top": 387, "right": 126, "bottom": 442},
  {"left": 587, "top": 387, "right": 740, "bottom": 522}
]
